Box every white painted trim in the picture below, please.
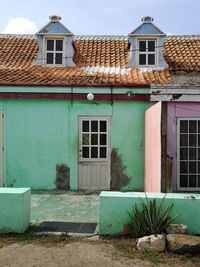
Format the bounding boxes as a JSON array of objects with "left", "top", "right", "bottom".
[
  {"left": 136, "top": 37, "right": 158, "bottom": 67},
  {"left": 43, "top": 36, "right": 66, "bottom": 67},
  {"left": 78, "top": 116, "right": 111, "bottom": 162},
  {"left": 177, "top": 118, "right": 200, "bottom": 191}
]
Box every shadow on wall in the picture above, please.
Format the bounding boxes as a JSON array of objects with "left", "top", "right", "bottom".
[
  {"left": 55, "top": 164, "right": 70, "bottom": 190},
  {"left": 110, "top": 148, "right": 129, "bottom": 190}
]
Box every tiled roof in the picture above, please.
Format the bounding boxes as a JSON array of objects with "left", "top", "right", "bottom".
[
  {"left": 0, "top": 34, "right": 199, "bottom": 87},
  {"left": 164, "top": 35, "right": 200, "bottom": 72}
]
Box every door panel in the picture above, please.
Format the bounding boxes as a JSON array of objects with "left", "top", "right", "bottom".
[{"left": 78, "top": 117, "right": 110, "bottom": 190}]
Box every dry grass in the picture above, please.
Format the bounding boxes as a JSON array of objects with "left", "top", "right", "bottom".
[
  {"left": 0, "top": 232, "right": 80, "bottom": 248},
  {"left": 111, "top": 237, "right": 200, "bottom": 266}
]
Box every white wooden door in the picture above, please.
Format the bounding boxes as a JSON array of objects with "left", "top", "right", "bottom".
[
  {"left": 78, "top": 117, "right": 110, "bottom": 190},
  {"left": 0, "top": 112, "right": 3, "bottom": 187}
]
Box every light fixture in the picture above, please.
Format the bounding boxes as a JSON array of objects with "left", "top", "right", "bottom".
[{"left": 87, "top": 93, "right": 94, "bottom": 101}]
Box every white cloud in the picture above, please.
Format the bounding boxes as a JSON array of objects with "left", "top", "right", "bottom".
[{"left": 3, "top": 17, "right": 38, "bottom": 34}]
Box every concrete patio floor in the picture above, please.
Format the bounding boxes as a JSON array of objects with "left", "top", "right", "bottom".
[{"left": 31, "top": 191, "right": 99, "bottom": 223}]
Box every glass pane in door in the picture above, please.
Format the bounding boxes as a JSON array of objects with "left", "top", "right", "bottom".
[
  {"left": 80, "top": 118, "right": 109, "bottom": 160},
  {"left": 178, "top": 119, "right": 200, "bottom": 190}
]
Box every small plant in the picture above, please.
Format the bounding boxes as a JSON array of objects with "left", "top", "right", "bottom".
[{"left": 128, "top": 196, "right": 180, "bottom": 238}]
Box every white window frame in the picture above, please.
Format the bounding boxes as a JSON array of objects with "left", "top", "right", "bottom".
[
  {"left": 137, "top": 38, "right": 158, "bottom": 67},
  {"left": 44, "top": 36, "right": 65, "bottom": 67},
  {"left": 78, "top": 116, "right": 111, "bottom": 163},
  {"left": 177, "top": 118, "right": 200, "bottom": 191}
]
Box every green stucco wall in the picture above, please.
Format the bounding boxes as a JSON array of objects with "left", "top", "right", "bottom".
[
  {"left": 112, "top": 102, "right": 146, "bottom": 191},
  {"left": 0, "top": 188, "right": 31, "bottom": 233},
  {"left": 0, "top": 92, "right": 149, "bottom": 191},
  {"left": 5, "top": 99, "right": 69, "bottom": 189},
  {"left": 99, "top": 192, "right": 200, "bottom": 235}
]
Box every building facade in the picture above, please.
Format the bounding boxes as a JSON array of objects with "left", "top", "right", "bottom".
[{"left": 0, "top": 15, "right": 199, "bottom": 191}]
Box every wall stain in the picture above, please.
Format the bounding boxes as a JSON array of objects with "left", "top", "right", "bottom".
[
  {"left": 55, "top": 164, "right": 70, "bottom": 190},
  {"left": 110, "top": 148, "right": 129, "bottom": 190},
  {"left": 10, "top": 179, "right": 16, "bottom": 187}
]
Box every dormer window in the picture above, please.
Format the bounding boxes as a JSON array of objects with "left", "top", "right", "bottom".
[
  {"left": 35, "top": 15, "right": 77, "bottom": 68},
  {"left": 138, "top": 39, "right": 156, "bottom": 66},
  {"left": 45, "top": 38, "right": 64, "bottom": 66},
  {"left": 127, "top": 16, "right": 168, "bottom": 69}
]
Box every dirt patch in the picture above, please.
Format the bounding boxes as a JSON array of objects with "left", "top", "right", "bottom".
[
  {"left": 55, "top": 164, "right": 70, "bottom": 190},
  {"left": 110, "top": 148, "right": 129, "bottom": 190},
  {"left": 0, "top": 235, "right": 200, "bottom": 267}
]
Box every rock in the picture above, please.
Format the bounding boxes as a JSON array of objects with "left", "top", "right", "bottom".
[
  {"left": 137, "top": 234, "right": 166, "bottom": 252},
  {"left": 84, "top": 235, "right": 100, "bottom": 242},
  {"left": 167, "top": 234, "right": 200, "bottom": 254},
  {"left": 166, "top": 224, "right": 187, "bottom": 234}
]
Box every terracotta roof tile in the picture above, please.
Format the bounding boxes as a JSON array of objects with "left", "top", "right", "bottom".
[
  {"left": 0, "top": 34, "right": 198, "bottom": 87},
  {"left": 164, "top": 36, "right": 200, "bottom": 71}
]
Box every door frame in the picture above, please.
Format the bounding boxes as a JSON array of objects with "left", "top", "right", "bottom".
[{"left": 78, "top": 116, "right": 111, "bottom": 190}]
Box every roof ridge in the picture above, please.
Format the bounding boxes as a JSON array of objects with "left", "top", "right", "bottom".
[
  {"left": 74, "top": 35, "right": 128, "bottom": 41},
  {"left": 0, "top": 34, "right": 128, "bottom": 40},
  {"left": 0, "top": 34, "right": 36, "bottom": 39},
  {"left": 166, "top": 35, "right": 200, "bottom": 38},
  {"left": 0, "top": 33, "right": 199, "bottom": 40}
]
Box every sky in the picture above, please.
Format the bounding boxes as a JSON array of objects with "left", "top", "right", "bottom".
[{"left": 0, "top": 0, "right": 199, "bottom": 35}]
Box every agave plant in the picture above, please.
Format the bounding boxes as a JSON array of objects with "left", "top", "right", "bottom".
[
  {"left": 128, "top": 196, "right": 180, "bottom": 238},
  {"left": 128, "top": 204, "right": 146, "bottom": 238}
]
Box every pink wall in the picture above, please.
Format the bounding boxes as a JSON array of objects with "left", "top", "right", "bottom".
[
  {"left": 144, "top": 101, "right": 161, "bottom": 192},
  {"left": 167, "top": 103, "right": 200, "bottom": 191}
]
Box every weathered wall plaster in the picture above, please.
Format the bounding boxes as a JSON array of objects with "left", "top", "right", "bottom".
[
  {"left": 55, "top": 164, "right": 70, "bottom": 190},
  {"left": 171, "top": 72, "right": 200, "bottom": 85},
  {"left": 110, "top": 148, "right": 129, "bottom": 190}
]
